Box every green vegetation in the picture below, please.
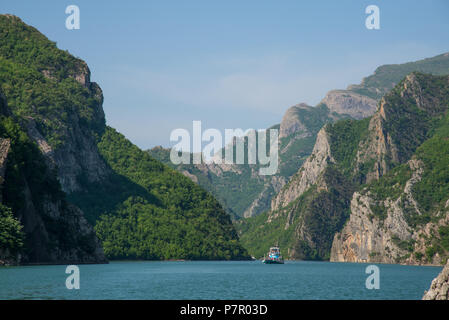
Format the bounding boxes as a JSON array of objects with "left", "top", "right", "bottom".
[
  {"left": 439, "top": 226, "right": 449, "bottom": 251},
  {"left": 370, "top": 203, "right": 387, "bottom": 221},
  {"left": 413, "top": 114, "right": 449, "bottom": 214},
  {"left": 70, "top": 127, "right": 249, "bottom": 260},
  {"left": 0, "top": 15, "right": 83, "bottom": 80},
  {"left": 383, "top": 73, "right": 449, "bottom": 163},
  {"left": 421, "top": 225, "right": 449, "bottom": 263},
  {"left": 391, "top": 236, "right": 415, "bottom": 253},
  {"left": 326, "top": 117, "right": 371, "bottom": 176},
  {"left": 0, "top": 16, "right": 104, "bottom": 148},
  {"left": 240, "top": 72, "right": 449, "bottom": 262},
  {"left": 0, "top": 116, "right": 65, "bottom": 211},
  {"left": 296, "top": 167, "right": 354, "bottom": 260},
  {"left": 350, "top": 52, "right": 449, "bottom": 100},
  {"left": 0, "top": 203, "right": 24, "bottom": 254},
  {"left": 149, "top": 104, "right": 341, "bottom": 219},
  {"left": 0, "top": 112, "right": 100, "bottom": 261},
  {"left": 151, "top": 67, "right": 449, "bottom": 223},
  {"left": 0, "top": 14, "right": 249, "bottom": 262},
  {"left": 357, "top": 73, "right": 449, "bottom": 226},
  {"left": 149, "top": 135, "right": 270, "bottom": 218},
  {"left": 365, "top": 164, "right": 412, "bottom": 201},
  {"left": 236, "top": 196, "right": 305, "bottom": 259},
  {"left": 95, "top": 197, "right": 246, "bottom": 260},
  {"left": 237, "top": 166, "right": 354, "bottom": 260}
]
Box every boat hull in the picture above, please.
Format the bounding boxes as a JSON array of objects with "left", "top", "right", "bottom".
[{"left": 262, "top": 259, "right": 284, "bottom": 264}]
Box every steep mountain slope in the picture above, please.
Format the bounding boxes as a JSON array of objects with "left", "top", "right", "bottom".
[
  {"left": 238, "top": 73, "right": 449, "bottom": 264},
  {"left": 0, "top": 14, "right": 108, "bottom": 193},
  {"left": 0, "top": 87, "right": 106, "bottom": 265},
  {"left": 0, "top": 14, "right": 249, "bottom": 262},
  {"left": 149, "top": 103, "right": 345, "bottom": 219},
  {"left": 331, "top": 75, "right": 449, "bottom": 264},
  {"left": 151, "top": 52, "right": 449, "bottom": 220},
  {"left": 72, "top": 127, "right": 249, "bottom": 260}
]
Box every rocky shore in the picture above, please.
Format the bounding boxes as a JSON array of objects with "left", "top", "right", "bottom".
[{"left": 423, "top": 260, "right": 449, "bottom": 300}]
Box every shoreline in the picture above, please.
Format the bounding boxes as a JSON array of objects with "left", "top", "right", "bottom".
[{"left": 2, "top": 259, "right": 444, "bottom": 268}]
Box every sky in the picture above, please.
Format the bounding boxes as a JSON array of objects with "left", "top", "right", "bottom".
[{"left": 1, "top": 0, "right": 449, "bottom": 149}]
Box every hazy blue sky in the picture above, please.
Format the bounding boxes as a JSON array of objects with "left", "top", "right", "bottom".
[{"left": 2, "top": 1, "right": 449, "bottom": 148}]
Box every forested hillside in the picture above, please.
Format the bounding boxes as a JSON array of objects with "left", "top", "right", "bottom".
[{"left": 0, "top": 14, "right": 248, "bottom": 263}]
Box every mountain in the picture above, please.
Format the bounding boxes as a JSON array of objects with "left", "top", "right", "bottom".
[
  {"left": 0, "top": 14, "right": 249, "bottom": 263},
  {"left": 331, "top": 73, "right": 449, "bottom": 265},
  {"left": 149, "top": 104, "right": 346, "bottom": 219},
  {"left": 237, "top": 72, "right": 449, "bottom": 265},
  {"left": 150, "top": 52, "right": 449, "bottom": 220},
  {"left": 349, "top": 52, "right": 449, "bottom": 100},
  {"left": 0, "top": 86, "right": 106, "bottom": 265}
]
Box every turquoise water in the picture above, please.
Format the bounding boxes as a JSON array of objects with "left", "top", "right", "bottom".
[{"left": 0, "top": 261, "right": 442, "bottom": 300}]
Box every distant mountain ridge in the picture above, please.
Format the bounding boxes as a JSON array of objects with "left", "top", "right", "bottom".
[
  {"left": 238, "top": 72, "right": 449, "bottom": 265},
  {"left": 151, "top": 51, "right": 449, "bottom": 220}
]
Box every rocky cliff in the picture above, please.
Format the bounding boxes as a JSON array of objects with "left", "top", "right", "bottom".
[
  {"left": 279, "top": 103, "right": 314, "bottom": 138},
  {"left": 330, "top": 73, "right": 449, "bottom": 265},
  {"left": 31, "top": 61, "right": 108, "bottom": 194},
  {"left": 152, "top": 52, "right": 449, "bottom": 221},
  {"left": 271, "top": 127, "right": 333, "bottom": 212},
  {"left": 1, "top": 14, "right": 249, "bottom": 262},
  {"left": 0, "top": 88, "right": 106, "bottom": 264},
  {"left": 320, "top": 90, "right": 377, "bottom": 120},
  {"left": 0, "top": 15, "right": 109, "bottom": 194},
  {"left": 423, "top": 259, "right": 449, "bottom": 300},
  {"left": 330, "top": 160, "right": 422, "bottom": 264},
  {"left": 239, "top": 72, "right": 449, "bottom": 262}
]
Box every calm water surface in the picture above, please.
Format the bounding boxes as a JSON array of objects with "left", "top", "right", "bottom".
[{"left": 0, "top": 261, "right": 442, "bottom": 300}]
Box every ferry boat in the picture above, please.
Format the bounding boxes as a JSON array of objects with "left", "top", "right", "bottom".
[{"left": 262, "top": 246, "right": 284, "bottom": 264}]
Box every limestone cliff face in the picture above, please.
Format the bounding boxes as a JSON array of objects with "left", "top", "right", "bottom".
[
  {"left": 423, "top": 260, "right": 449, "bottom": 300},
  {"left": 279, "top": 104, "right": 312, "bottom": 139},
  {"left": 329, "top": 190, "right": 412, "bottom": 264},
  {"left": 242, "top": 175, "right": 286, "bottom": 218},
  {"left": 330, "top": 159, "right": 449, "bottom": 265},
  {"left": 0, "top": 89, "right": 106, "bottom": 264},
  {"left": 16, "top": 190, "right": 107, "bottom": 264},
  {"left": 320, "top": 90, "right": 378, "bottom": 120},
  {"left": 271, "top": 127, "right": 334, "bottom": 212},
  {"left": 0, "top": 15, "right": 109, "bottom": 193},
  {"left": 0, "top": 138, "right": 13, "bottom": 265},
  {"left": 352, "top": 103, "right": 398, "bottom": 183},
  {"left": 25, "top": 68, "right": 109, "bottom": 193},
  {"left": 240, "top": 73, "right": 449, "bottom": 262},
  {"left": 0, "top": 138, "right": 10, "bottom": 202}
]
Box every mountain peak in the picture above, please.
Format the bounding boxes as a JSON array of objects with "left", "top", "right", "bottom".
[
  {"left": 279, "top": 104, "right": 312, "bottom": 138},
  {"left": 320, "top": 89, "right": 378, "bottom": 119}
]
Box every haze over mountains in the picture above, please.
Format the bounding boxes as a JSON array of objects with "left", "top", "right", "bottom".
[{"left": 150, "top": 52, "right": 449, "bottom": 221}]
